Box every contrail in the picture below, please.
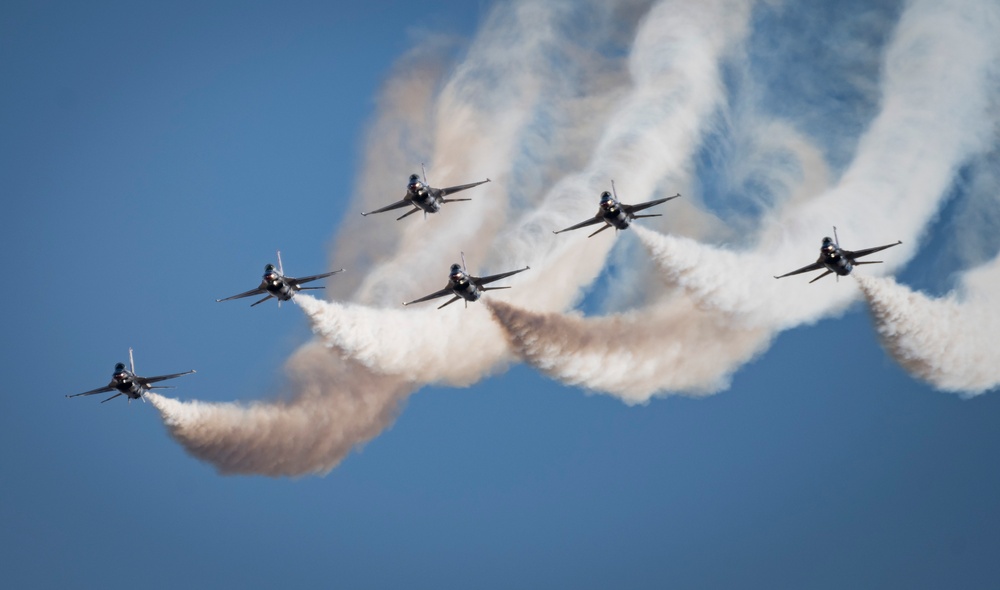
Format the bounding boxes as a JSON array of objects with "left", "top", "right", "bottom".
[{"left": 856, "top": 258, "right": 1000, "bottom": 396}]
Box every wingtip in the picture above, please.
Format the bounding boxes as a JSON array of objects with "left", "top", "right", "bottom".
[{"left": 360, "top": 212, "right": 369, "bottom": 217}]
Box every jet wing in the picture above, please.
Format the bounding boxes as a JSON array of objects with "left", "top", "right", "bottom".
[
  {"left": 438, "top": 179, "right": 490, "bottom": 197},
  {"left": 360, "top": 198, "right": 412, "bottom": 217},
  {"left": 553, "top": 215, "right": 603, "bottom": 234},
  {"left": 290, "top": 269, "right": 345, "bottom": 287},
  {"left": 843, "top": 240, "right": 902, "bottom": 260},
  {"left": 774, "top": 260, "right": 826, "bottom": 279},
  {"left": 216, "top": 286, "right": 266, "bottom": 302},
  {"left": 622, "top": 194, "right": 680, "bottom": 215},
  {"left": 475, "top": 266, "right": 530, "bottom": 286},
  {"left": 66, "top": 383, "right": 115, "bottom": 398},
  {"left": 140, "top": 370, "right": 196, "bottom": 385},
  {"left": 403, "top": 285, "right": 455, "bottom": 306}
]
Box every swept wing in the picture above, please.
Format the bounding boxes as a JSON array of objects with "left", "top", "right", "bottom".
[
  {"left": 139, "top": 370, "right": 196, "bottom": 385},
  {"left": 439, "top": 179, "right": 490, "bottom": 197},
  {"left": 474, "top": 266, "right": 530, "bottom": 286},
  {"left": 403, "top": 286, "right": 455, "bottom": 306},
  {"left": 216, "top": 286, "right": 266, "bottom": 302},
  {"left": 773, "top": 260, "right": 826, "bottom": 280},
  {"left": 66, "top": 384, "right": 115, "bottom": 398},
  {"left": 843, "top": 240, "right": 902, "bottom": 260},
  {"left": 290, "top": 269, "right": 345, "bottom": 288},
  {"left": 622, "top": 194, "right": 680, "bottom": 215},
  {"left": 360, "top": 198, "right": 412, "bottom": 217},
  {"left": 553, "top": 215, "right": 603, "bottom": 235}
]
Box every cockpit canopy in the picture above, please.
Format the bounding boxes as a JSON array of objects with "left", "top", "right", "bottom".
[
  {"left": 600, "top": 191, "right": 615, "bottom": 209},
  {"left": 821, "top": 237, "right": 836, "bottom": 253},
  {"left": 450, "top": 263, "right": 463, "bottom": 275},
  {"left": 114, "top": 362, "right": 127, "bottom": 374},
  {"left": 264, "top": 264, "right": 276, "bottom": 273},
  {"left": 408, "top": 174, "right": 423, "bottom": 192}
]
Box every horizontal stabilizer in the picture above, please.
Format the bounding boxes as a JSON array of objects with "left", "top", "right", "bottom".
[
  {"left": 809, "top": 270, "right": 834, "bottom": 284},
  {"left": 588, "top": 224, "right": 612, "bottom": 238}
]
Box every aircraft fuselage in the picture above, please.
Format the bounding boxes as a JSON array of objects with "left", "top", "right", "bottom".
[
  {"left": 111, "top": 370, "right": 145, "bottom": 400},
  {"left": 259, "top": 271, "right": 296, "bottom": 301},
  {"left": 449, "top": 274, "right": 481, "bottom": 302},
  {"left": 601, "top": 204, "right": 632, "bottom": 230},
  {"left": 820, "top": 247, "right": 854, "bottom": 276},
  {"left": 408, "top": 187, "right": 443, "bottom": 214}
]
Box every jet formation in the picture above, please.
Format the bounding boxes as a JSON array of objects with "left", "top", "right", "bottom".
[{"left": 70, "top": 166, "right": 900, "bottom": 406}]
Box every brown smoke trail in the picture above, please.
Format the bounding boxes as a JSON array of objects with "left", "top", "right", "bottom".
[
  {"left": 148, "top": 343, "right": 413, "bottom": 476},
  {"left": 487, "top": 299, "right": 771, "bottom": 402}
]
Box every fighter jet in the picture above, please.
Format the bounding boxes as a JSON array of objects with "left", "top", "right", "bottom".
[
  {"left": 360, "top": 164, "right": 490, "bottom": 220},
  {"left": 774, "top": 227, "right": 902, "bottom": 283},
  {"left": 403, "top": 253, "right": 530, "bottom": 309},
  {"left": 66, "top": 348, "right": 195, "bottom": 404},
  {"left": 217, "top": 251, "right": 344, "bottom": 307},
  {"left": 553, "top": 181, "right": 680, "bottom": 237}
]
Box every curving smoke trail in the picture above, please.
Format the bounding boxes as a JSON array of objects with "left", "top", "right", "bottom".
[
  {"left": 487, "top": 0, "right": 1000, "bottom": 401},
  {"left": 634, "top": 0, "right": 1000, "bottom": 328},
  {"left": 303, "top": 0, "right": 754, "bottom": 379},
  {"left": 487, "top": 299, "right": 771, "bottom": 402},
  {"left": 148, "top": 343, "right": 412, "bottom": 476},
  {"left": 149, "top": 0, "right": 1000, "bottom": 475},
  {"left": 294, "top": 294, "right": 511, "bottom": 385},
  {"left": 856, "top": 258, "right": 1000, "bottom": 396}
]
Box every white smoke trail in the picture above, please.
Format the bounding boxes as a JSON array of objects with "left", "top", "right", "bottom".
[
  {"left": 635, "top": 0, "right": 1000, "bottom": 328},
  {"left": 856, "top": 257, "right": 1000, "bottom": 396},
  {"left": 303, "top": 0, "right": 754, "bottom": 386},
  {"left": 149, "top": 0, "right": 1000, "bottom": 476},
  {"left": 488, "top": 0, "right": 1000, "bottom": 401},
  {"left": 295, "top": 294, "right": 511, "bottom": 385},
  {"left": 148, "top": 0, "right": 661, "bottom": 475}
]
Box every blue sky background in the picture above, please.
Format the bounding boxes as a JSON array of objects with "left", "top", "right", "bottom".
[{"left": 3, "top": 1, "right": 999, "bottom": 588}]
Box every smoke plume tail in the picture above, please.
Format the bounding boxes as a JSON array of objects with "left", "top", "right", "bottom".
[
  {"left": 148, "top": 343, "right": 413, "bottom": 476},
  {"left": 856, "top": 270, "right": 1000, "bottom": 396}
]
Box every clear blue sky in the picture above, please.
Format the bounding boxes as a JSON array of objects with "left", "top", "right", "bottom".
[{"left": 3, "top": 1, "right": 999, "bottom": 588}]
